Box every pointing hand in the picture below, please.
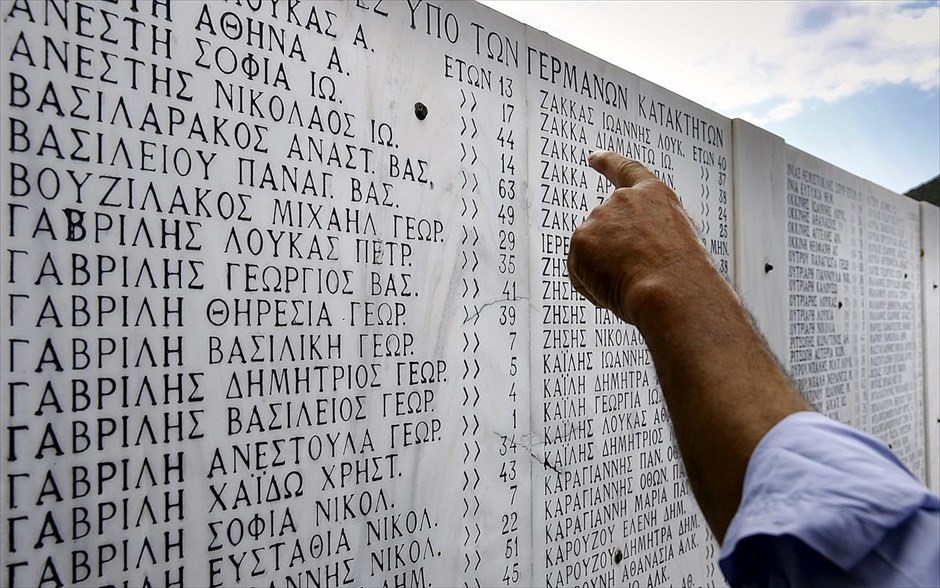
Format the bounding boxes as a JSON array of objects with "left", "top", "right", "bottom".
[{"left": 567, "top": 150, "right": 715, "bottom": 325}]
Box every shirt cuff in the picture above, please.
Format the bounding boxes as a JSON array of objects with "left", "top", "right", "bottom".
[{"left": 720, "top": 411, "right": 940, "bottom": 583}]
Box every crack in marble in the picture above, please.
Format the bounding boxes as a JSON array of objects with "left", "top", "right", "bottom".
[{"left": 462, "top": 296, "right": 530, "bottom": 325}]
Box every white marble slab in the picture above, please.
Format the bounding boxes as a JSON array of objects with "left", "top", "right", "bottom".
[
  {"left": 731, "top": 120, "right": 789, "bottom": 361},
  {"left": 861, "top": 178, "right": 924, "bottom": 476},
  {"left": 921, "top": 203, "right": 940, "bottom": 493}
]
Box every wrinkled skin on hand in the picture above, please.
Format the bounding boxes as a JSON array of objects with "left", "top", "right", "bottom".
[{"left": 567, "top": 150, "right": 715, "bottom": 325}]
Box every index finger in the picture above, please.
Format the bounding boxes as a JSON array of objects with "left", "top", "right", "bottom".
[{"left": 588, "top": 150, "right": 657, "bottom": 189}]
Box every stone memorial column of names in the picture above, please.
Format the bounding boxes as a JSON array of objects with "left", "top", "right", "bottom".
[
  {"left": 434, "top": 5, "right": 533, "bottom": 586},
  {"left": 865, "top": 190, "right": 924, "bottom": 473},
  {"left": 785, "top": 159, "right": 865, "bottom": 423},
  {"left": 524, "top": 29, "right": 730, "bottom": 588},
  {"left": 0, "top": 0, "right": 537, "bottom": 585},
  {"left": 2, "top": 1, "right": 195, "bottom": 585}
]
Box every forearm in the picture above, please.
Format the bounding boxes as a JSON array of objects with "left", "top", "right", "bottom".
[
  {"left": 568, "top": 151, "right": 813, "bottom": 542},
  {"left": 633, "top": 268, "right": 812, "bottom": 541}
]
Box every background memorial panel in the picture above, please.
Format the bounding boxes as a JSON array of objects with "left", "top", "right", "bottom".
[
  {"left": 733, "top": 137, "right": 928, "bottom": 479},
  {"left": 784, "top": 147, "right": 924, "bottom": 477},
  {"left": 921, "top": 202, "right": 940, "bottom": 493},
  {"left": 734, "top": 127, "right": 928, "bottom": 483}
]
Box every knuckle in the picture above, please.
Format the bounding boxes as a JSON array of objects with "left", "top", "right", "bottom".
[
  {"left": 609, "top": 188, "right": 633, "bottom": 205},
  {"left": 570, "top": 225, "right": 590, "bottom": 250},
  {"left": 617, "top": 159, "right": 638, "bottom": 178},
  {"left": 584, "top": 206, "right": 605, "bottom": 226},
  {"left": 662, "top": 185, "right": 681, "bottom": 202},
  {"left": 635, "top": 178, "right": 662, "bottom": 192}
]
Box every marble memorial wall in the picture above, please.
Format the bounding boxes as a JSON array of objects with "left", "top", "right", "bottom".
[{"left": 0, "top": 1, "right": 931, "bottom": 587}]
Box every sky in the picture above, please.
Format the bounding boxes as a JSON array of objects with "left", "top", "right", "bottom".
[{"left": 480, "top": 0, "right": 940, "bottom": 194}]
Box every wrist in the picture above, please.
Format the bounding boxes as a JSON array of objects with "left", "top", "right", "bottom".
[{"left": 628, "top": 262, "right": 735, "bottom": 339}]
